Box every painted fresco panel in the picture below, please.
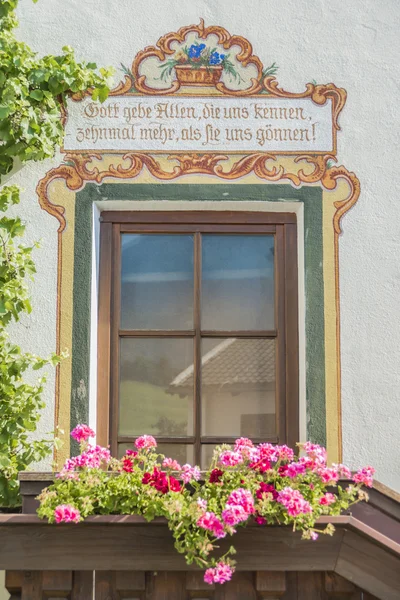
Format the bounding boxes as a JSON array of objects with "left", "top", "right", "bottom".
[{"left": 3, "top": 0, "right": 399, "bottom": 493}]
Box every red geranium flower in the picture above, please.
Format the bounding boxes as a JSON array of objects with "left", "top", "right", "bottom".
[
  {"left": 122, "top": 457, "right": 134, "bottom": 473},
  {"left": 142, "top": 467, "right": 181, "bottom": 494},
  {"left": 256, "top": 482, "right": 278, "bottom": 500},
  {"left": 254, "top": 514, "right": 267, "bottom": 525},
  {"left": 169, "top": 476, "right": 182, "bottom": 492},
  {"left": 249, "top": 458, "right": 271, "bottom": 473},
  {"left": 142, "top": 472, "right": 152, "bottom": 484},
  {"left": 126, "top": 449, "right": 138, "bottom": 458},
  {"left": 209, "top": 468, "right": 223, "bottom": 483}
]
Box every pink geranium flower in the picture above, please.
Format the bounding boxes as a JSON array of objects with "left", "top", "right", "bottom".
[
  {"left": 219, "top": 451, "right": 243, "bottom": 467},
  {"left": 234, "top": 437, "right": 254, "bottom": 458},
  {"left": 54, "top": 504, "right": 81, "bottom": 524},
  {"left": 204, "top": 562, "right": 233, "bottom": 585},
  {"left": 277, "top": 487, "right": 312, "bottom": 517},
  {"left": 298, "top": 456, "right": 317, "bottom": 470},
  {"left": 317, "top": 467, "right": 339, "bottom": 484},
  {"left": 135, "top": 435, "right": 157, "bottom": 449},
  {"left": 247, "top": 447, "right": 261, "bottom": 463},
  {"left": 319, "top": 493, "right": 336, "bottom": 506},
  {"left": 222, "top": 504, "right": 248, "bottom": 526},
  {"left": 227, "top": 488, "right": 255, "bottom": 514},
  {"left": 234, "top": 437, "right": 253, "bottom": 449},
  {"left": 303, "top": 442, "right": 327, "bottom": 465},
  {"left": 75, "top": 445, "right": 111, "bottom": 469},
  {"left": 275, "top": 445, "right": 294, "bottom": 462},
  {"left": 70, "top": 424, "right": 95, "bottom": 444},
  {"left": 181, "top": 464, "right": 201, "bottom": 484},
  {"left": 197, "top": 512, "right": 226, "bottom": 538},
  {"left": 197, "top": 498, "right": 207, "bottom": 511},
  {"left": 57, "top": 444, "right": 111, "bottom": 477},
  {"left": 163, "top": 458, "right": 182, "bottom": 471},
  {"left": 287, "top": 462, "right": 306, "bottom": 478},
  {"left": 258, "top": 443, "right": 278, "bottom": 462},
  {"left": 332, "top": 463, "right": 352, "bottom": 479},
  {"left": 353, "top": 466, "right": 375, "bottom": 487}
]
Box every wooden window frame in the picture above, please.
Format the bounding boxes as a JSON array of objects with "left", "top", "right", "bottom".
[{"left": 97, "top": 211, "right": 299, "bottom": 461}]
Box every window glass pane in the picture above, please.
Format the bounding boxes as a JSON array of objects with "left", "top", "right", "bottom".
[
  {"left": 119, "top": 338, "right": 194, "bottom": 436},
  {"left": 200, "top": 338, "right": 276, "bottom": 437},
  {"left": 121, "top": 234, "right": 194, "bottom": 330},
  {"left": 201, "top": 235, "right": 275, "bottom": 330},
  {"left": 157, "top": 444, "right": 195, "bottom": 466},
  {"left": 118, "top": 443, "right": 194, "bottom": 466},
  {"left": 201, "top": 444, "right": 219, "bottom": 469}
]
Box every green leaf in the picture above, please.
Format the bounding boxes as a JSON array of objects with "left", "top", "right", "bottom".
[
  {"left": 0, "top": 106, "right": 10, "bottom": 119},
  {"left": 0, "top": 455, "right": 11, "bottom": 468},
  {"left": 98, "top": 86, "right": 109, "bottom": 103},
  {"left": 48, "top": 77, "right": 63, "bottom": 95},
  {"left": 29, "top": 89, "right": 44, "bottom": 101}
]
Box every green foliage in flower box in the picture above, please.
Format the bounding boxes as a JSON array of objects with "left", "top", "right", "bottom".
[{"left": 38, "top": 427, "right": 374, "bottom": 585}]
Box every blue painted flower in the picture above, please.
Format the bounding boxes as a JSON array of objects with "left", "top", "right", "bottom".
[
  {"left": 209, "top": 51, "right": 225, "bottom": 65},
  {"left": 188, "top": 43, "right": 206, "bottom": 59}
]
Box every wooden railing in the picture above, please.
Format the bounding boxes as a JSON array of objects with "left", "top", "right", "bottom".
[
  {"left": 5, "top": 570, "right": 379, "bottom": 600},
  {"left": 0, "top": 475, "right": 399, "bottom": 599}
]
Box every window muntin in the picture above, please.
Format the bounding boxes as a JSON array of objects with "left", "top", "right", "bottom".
[{"left": 99, "top": 212, "right": 298, "bottom": 467}]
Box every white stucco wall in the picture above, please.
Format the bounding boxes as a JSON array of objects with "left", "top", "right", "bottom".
[{"left": 2, "top": 0, "right": 399, "bottom": 493}]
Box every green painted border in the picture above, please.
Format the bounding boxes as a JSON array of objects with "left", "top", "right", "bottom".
[{"left": 71, "top": 183, "right": 325, "bottom": 453}]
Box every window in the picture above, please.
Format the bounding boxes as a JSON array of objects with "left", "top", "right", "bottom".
[{"left": 97, "top": 211, "right": 299, "bottom": 466}]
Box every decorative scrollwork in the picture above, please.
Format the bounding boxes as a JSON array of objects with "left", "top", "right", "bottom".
[
  {"left": 37, "top": 152, "right": 359, "bottom": 235},
  {"left": 131, "top": 18, "right": 263, "bottom": 96},
  {"left": 330, "top": 166, "right": 361, "bottom": 233},
  {"left": 263, "top": 77, "right": 347, "bottom": 131}
]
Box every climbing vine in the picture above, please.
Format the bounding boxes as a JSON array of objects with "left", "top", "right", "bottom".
[
  {"left": 0, "top": 0, "right": 113, "bottom": 178},
  {"left": 0, "top": 0, "right": 112, "bottom": 506},
  {"left": 0, "top": 185, "right": 63, "bottom": 507}
]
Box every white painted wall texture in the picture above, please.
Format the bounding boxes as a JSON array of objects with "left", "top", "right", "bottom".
[{"left": 3, "top": 1, "right": 400, "bottom": 490}]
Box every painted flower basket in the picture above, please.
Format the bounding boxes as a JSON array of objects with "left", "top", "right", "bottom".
[
  {"left": 159, "top": 43, "right": 240, "bottom": 87},
  {"left": 175, "top": 64, "right": 223, "bottom": 86}
]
